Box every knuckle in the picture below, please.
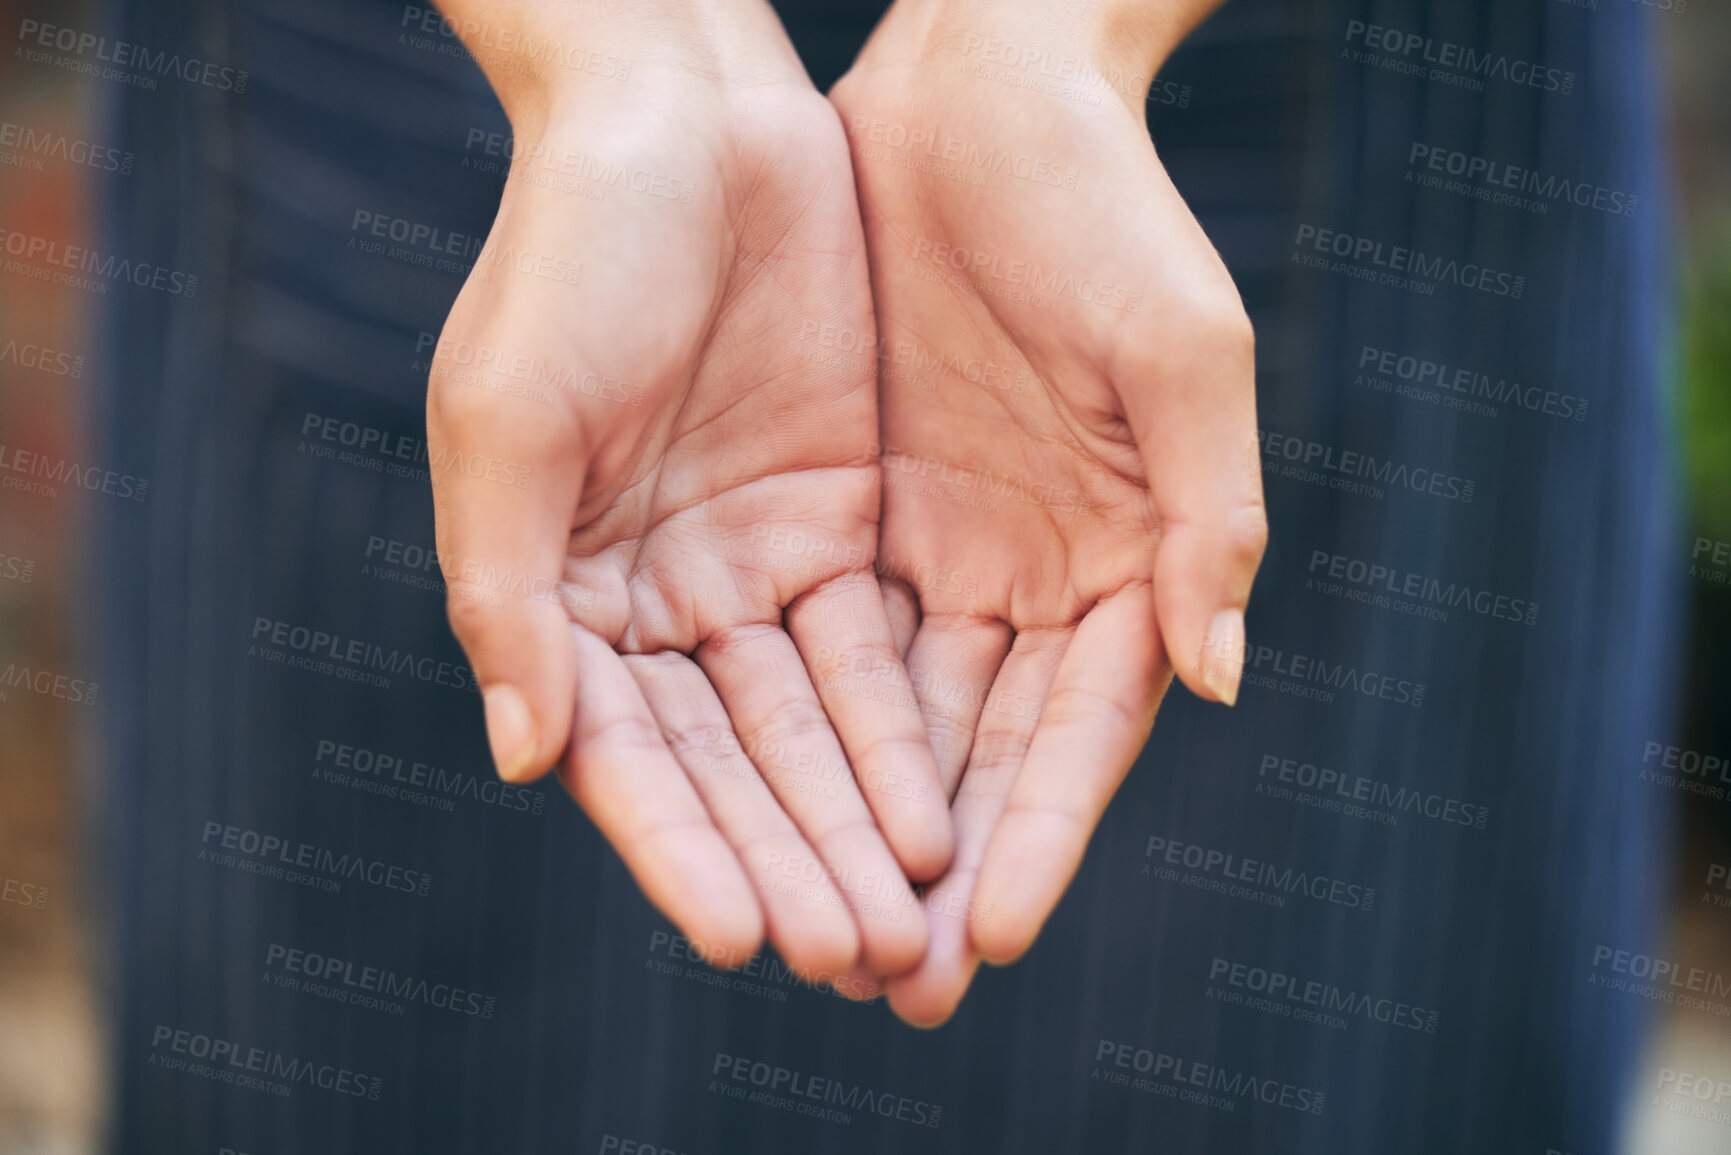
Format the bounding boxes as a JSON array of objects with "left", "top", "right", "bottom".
[
  {"left": 747, "top": 697, "right": 835, "bottom": 751},
  {"left": 1118, "top": 291, "right": 1253, "bottom": 387},
  {"left": 663, "top": 721, "right": 743, "bottom": 766},
  {"left": 444, "top": 585, "right": 498, "bottom": 644},
  {"left": 969, "top": 728, "right": 1033, "bottom": 777},
  {"left": 425, "top": 363, "right": 477, "bottom": 423},
  {"left": 1041, "top": 685, "right": 1134, "bottom": 732},
  {"left": 1184, "top": 296, "right": 1254, "bottom": 363},
  {"left": 814, "top": 638, "right": 906, "bottom": 689},
  {"left": 427, "top": 372, "right": 500, "bottom": 434},
  {"left": 1214, "top": 300, "right": 1255, "bottom": 350},
  {"left": 1223, "top": 501, "right": 1270, "bottom": 570}
]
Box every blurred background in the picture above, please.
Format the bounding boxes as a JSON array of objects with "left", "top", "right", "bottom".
[
  {"left": 0, "top": 0, "right": 1724, "bottom": 1151},
  {"left": 0, "top": 0, "right": 108, "bottom": 1149},
  {"left": 1627, "top": 3, "right": 1731, "bottom": 1154}
]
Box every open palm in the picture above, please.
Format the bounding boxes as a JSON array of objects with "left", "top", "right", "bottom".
[
  {"left": 831, "top": 17, "right": 1266, "bottom": 1023},
  {"left": 429, "top": 65, "right": 948, "bottom": 983}
]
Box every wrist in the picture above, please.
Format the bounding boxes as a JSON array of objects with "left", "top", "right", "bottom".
[
  {"left": 431, "top": 0, "right": 810, "bottom": 139},
  {"left": 856, "top": 0, "right": 1218, "bottom": 103}
]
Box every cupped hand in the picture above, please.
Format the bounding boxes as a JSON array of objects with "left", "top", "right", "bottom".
[
  {"left": 427, "top": 3, "right": 950, "bottom": 983},
  {"left": 830, "top": 0, "right": 1265, "bottom": 1024}
]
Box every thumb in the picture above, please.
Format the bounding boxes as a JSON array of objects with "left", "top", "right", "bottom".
[
  {"left": 1116, "top": 292, "right": 1265, "bottom": 706},
  {"left": 428, "top": 384, "right": 584, "bottom": 784}
]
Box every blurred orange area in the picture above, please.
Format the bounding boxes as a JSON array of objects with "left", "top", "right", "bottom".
[{"left": 0, "top": 0, "right": 105, "bottom": 1148}]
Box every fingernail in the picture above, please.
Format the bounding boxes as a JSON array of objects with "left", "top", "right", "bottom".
[
  {"left": 1201, "top": 609, "right": 1244, "bottom": 707},
  {"left": 483, "top": 684, "right": 537, "bottom": 780}
]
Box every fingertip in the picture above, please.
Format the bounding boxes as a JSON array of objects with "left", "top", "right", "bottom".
[
  {"left": 858, "top": 899, "right": 930, "bottom": 978},
  {"left": 968, "top": 919, "right": 1032, "bottom": 968},
  {"left": 483, "top": 683, "right": 544, "bottom": 782},
  {"left": 453, "top": 595, "right": 578, "bottom": 783},
  {"left": 889, "top": 804, "right": 955, "bottom": 886},
  {"left": 772, "top": 910, "right": 862, "bottom": 982},
  {"left": 1200, "top": 608, "right": 1244, "bottom": 707},
  {"left": 859, "top": 736, "right": 953, "bottom": 883},
  {"left": 887, "top": 982, "right": 962, "bottom": 1029},
  {"left": 967, "top": 873, "right": 1038, "bottom": 966},
  {"left": 1152, "top": 558, "right": 1246, "bottom": 707},
  {"left": 826, "top": 964, "right": 884, "bottom": 1004},
  {"left": 884, "top": 915, "right": 978, "bottom": 1027},
  {"left": 634, "top": 825, "right": 764, "bottom": 967},
  {"left": 687, "top": 895, "right": 766, "bottom": 969}
]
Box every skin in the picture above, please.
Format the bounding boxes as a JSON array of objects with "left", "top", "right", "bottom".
[
  {"left": 427, "top": 0, "right": 1262, "bottom": 1024},
  {"left": 426, "top": 0, "right": 952, "bottom": 983},
  {"left": 830, "top": 0, "right": 1264, "bottom": 1024}
]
